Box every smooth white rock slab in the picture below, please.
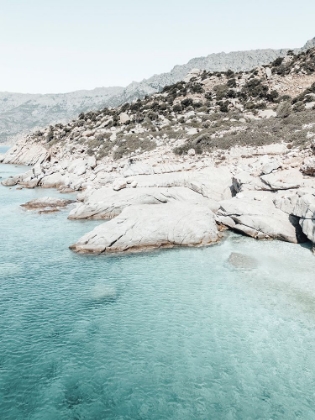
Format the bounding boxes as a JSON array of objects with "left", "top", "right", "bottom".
[
  {"left": 70, "top": 203, "right": 219, "bottom": 254},
  {"left": 68, "top": 186, "right": 219, "bottom": 220}
]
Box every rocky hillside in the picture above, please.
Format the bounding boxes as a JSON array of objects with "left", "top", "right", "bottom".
[
  {"left": 5, "top": 45, "right": 315, "bottom": 167},
  {"left": 108, "top": 37, "right": 315, "bottom": 107},
  {"left": 3, "top": 46, "right": 315, "bottom": 255},
  {"left": 1, "top": 37, "right": 314, "bottom": 144},
  {"left": 0, "top": 87, "right": 123, "bottom": 144}
]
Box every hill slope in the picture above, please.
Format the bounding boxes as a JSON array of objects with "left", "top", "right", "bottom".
[{"left": 1, "top": 37, "right": 314, "bottom": 143}]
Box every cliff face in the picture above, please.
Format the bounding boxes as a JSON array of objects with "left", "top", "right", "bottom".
[{"left": 1, "top": 37, "right": 315, "bottom": 144}]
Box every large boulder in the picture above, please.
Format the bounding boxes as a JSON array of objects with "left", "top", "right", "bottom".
[
  {"left": 261, "top": 169, "right": 303, "bottom": 190},
  {"left": 126, "top": 166, "right": 233, "bottom": 202},
  {"left": 3, "top": 143, "right": 48, "bottom": 165},
  {"left": 218, "top": 194, "right": 305, "bottom": 243},
  {"left": 301, "top": 157, "right": 315, "bottom": 176},
  {"left": 40, "top": 173, "right": 66, "bottom": 188},
  {"left": 232, "top": 171, "right": 270, "bottom": 193},
  {"left": 1, "top": 176, "right": 18, "bottom": 187},
  {"left": 112, "top": 178, "right": 127, "bottom": 191},
  {"left": 119, "top": 113, "right": 131, "bottom": 124},
  {"left": 70, "top": 203, "right": 219, "bottom": 254},
  {"left": 293, "top": 194, "right": 315, "bottom": 245},
  {"left": 21, "top": 197, "right": 75, "bottom": 213},
  {"left": 68, "top": 186, "right": 218, "bottom": 220}
]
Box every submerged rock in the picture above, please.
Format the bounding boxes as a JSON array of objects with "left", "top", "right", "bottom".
[
  {"left": 227, "top": 252, "right": 258, "bottom": 269},
  {"left": 70, "top": 203, "right": 220, "bottom": 254},
  {"left": 1, "top": 177, "right": 18, "bottom": 187}
]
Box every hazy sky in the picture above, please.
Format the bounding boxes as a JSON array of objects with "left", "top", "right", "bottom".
[{"left": 1, "top": 0, "right": 315, "bottom": 94}]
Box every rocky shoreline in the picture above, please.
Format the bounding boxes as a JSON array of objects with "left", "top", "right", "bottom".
[
  {"left": 1, "top": 140, "right": 315, "bottom": 255},
  {"left": 2, "top": 47, "right": 315, "bottom": 255}
]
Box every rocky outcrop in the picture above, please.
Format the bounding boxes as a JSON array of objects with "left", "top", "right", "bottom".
[
  {"left": 21, "top": 197, "right": 75, "bottom": 213},
  {"left": 2, "top": 40, "right": 315, "bottom": 256},
  {"left": 301, "top": 157, "right": 315, "bottom": 176},
  {"left": 2, "top": 143, "right": 48, "bottom": 165},
  {"left": 217, "top": 192, "right": 305, "bottom": 243},
  {"left": 70, "top": 203, "right": 219, "bottom": 254},
  {"left": 68, "top": 186, "right": 217, "bottom": 220},
  {"left": 261, "top": 169, "right": 303, "bottom": 190},
  {"left": 293, "top": 194, "right": 315, "bottom": 246},
  {"left": 125, "top": 167, "right": 233, "bottom": 202}
]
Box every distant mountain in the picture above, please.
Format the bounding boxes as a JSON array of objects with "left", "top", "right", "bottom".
[
  {"left": 1, "top": 37, "right": 314, "bottom": 143},
  {"left": 0, "top": 87, "right": 123, "bottom": 143},
  {"left": 108, "top": 37, "right": 315, "bottom": 107}
]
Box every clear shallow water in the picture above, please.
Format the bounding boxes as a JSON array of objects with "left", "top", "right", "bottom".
[
  {"left": 0, "top": 145, "right": 10, "bottom": 154},
  {"left": 1, "top": 164, "right": 315, "bottom": 419}
]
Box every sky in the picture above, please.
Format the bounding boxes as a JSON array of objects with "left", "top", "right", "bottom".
[{"left": 1, "top": 0, "right": 315, "bottom": 94}]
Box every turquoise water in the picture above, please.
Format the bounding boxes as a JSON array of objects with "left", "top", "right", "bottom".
[
  {"left": 1, "top": 162, "right": 315, "bottom": 419},
  {"left": 0, "top": 145, "right": 10, "bottom": 154}
]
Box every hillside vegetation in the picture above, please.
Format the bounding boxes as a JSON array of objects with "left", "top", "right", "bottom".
[
  {"left": 1, "top": 37, "right": 314, "bottom": 144},
  {"left": 23, "top": 46, "right": 315, "bottom": 162}
]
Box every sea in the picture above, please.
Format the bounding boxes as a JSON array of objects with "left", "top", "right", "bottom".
[{"left": 1, "top": 146, "right": 315, "bottom": 419}]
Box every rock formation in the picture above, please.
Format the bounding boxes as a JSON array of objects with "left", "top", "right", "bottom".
[
  {"left": 2, "top": 44, "right": 315, "bottom": 255},
  {"left": 69, "top": 203, "right": 219, "bottom": 254}
]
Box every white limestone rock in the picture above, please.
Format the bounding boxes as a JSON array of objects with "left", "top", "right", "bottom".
[
  {"left": 112, "top": 178, "right": 127, "bottom": 191},
  {"left": 233, "top": 171, "right": 270, "bottom": 193},
  {"left": 119, "top": 113, "right": 130, "bottom": 124},
  {"left": 261, "top": 169, "right": 303, "bottom": 190},
  {"left": 40, "top": 173, "right": 66, "bottom": 188},
  {"left": 258, "top": 109, "right": 277, "bottom": 119},
  {"left": 3, "top": 143, "right": 48, "bottom": 165},
  {"left": 21, "top": 197, "right": 75, "bottom": 212},
  {"left": 301, "top": 157, "right": 315, "bottom": 176},
  {"left": 261, "top": 159, "right": 282, "bottom": 175},
  {"left": 68, "top": 186, "right": 218, "bottom": 220},
  {"left": 70, "top": 203, "right": 220, "bottom": 254},
  {"left": 1, "top": 176, "right": 18, "bottom": 187},
  {"left": 218, "top": 195, "right": 304, "bottom": 243},
  {"left": 292, "top": 193, "right": 315, "bottom": 246},
  {"left": 126, "top": 167, "right": 233, "bottom": 202},
  {"left": 122, "top": 163, "right": 154, "bottom": 177}
]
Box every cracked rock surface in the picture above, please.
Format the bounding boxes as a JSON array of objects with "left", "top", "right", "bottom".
[{"left": 70, "top": 203, "right": 219, "bottom": 254}]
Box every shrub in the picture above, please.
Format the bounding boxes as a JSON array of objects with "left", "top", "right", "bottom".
[
  {"left": 293, "top": 101, "right": 305, "bottom": 112},
  {"left": 214, "top": 84, "right": 229, "bottom": 100},
  {"left": 272, "top": 57, "right": 284, "bottom": 67},
  {"left": 276, "top": 101, "right": 292, "bottom": 118},
  {"left": 243, "top": 78, "right": 268, "bottom": 98},
  {"left": 218, "top": 101, "right": 229, "bottom": 113},
  {"left": 147, "top": 111, "right": 158, "bottom": 121},
  {"left": 173, "top": 104, "right": 182, "bottom": 113},
  {"left": 120, "top": 103, "right": 130, "bottom": 112},
  {"left": 266, "top": 90, "right": 279, "bottom": 102},
  {"left": 226, "top": 70, "right": 235, "bottom": 78},
  {"left": 181, "top": 98, "right": 193, "bottom": 108},
  {"left": 193, "top": 102, "right": 203, "bottom": 108},
  {"left": 227, "top": 78, "right": 237, "bottom": 88},
  {"left": 190, "top": 84, "right": 204, "bottom": 94}
]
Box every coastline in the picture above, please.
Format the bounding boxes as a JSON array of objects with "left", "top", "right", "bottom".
[{"left": 2, "top": 139, "right": 315, "bottom": 256}]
